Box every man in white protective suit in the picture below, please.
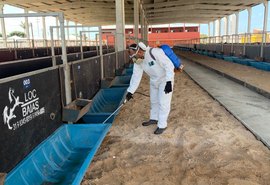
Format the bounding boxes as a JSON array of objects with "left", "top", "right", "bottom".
[{"left": 126, "top": 42, "right": 175, "bottom": 135}]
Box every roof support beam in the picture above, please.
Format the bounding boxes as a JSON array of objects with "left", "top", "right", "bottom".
[
  {"left": 134, "top": 0, "right": 139, "bottom": 42},
  {"left": 147, "top": 10, "right": 235, "bottom": 17},
  {"left": 224, "top": 16, "right": 228, "bottom": 36},
  {"left": 140, "top": 3, "right": 144, "bottom": 41},
  {"left": 144, "top": 0, "right": 265, "bottom": 8},
  {"left": 115, "top": 0, "right": 126, "bottom": 52},
  {"left": 146, "top": 4, "right": 251, "bottom": 13},
  {"left": 42, "top": 16, "right": 47, "bottom": 46},
  {"left": 148, "top": 14, "right": 221, "bottom": 21},
  {"left": 1, "top": 0, "right": 265, "bottom": 27},
  {"left": 75, "top": 22, "right": 78, "bottom": 43},
  {"left": 149, "top": 18, "right": 212, "bottom": 24},
  {"left": 66, "top": 20, "right": 69, "bottom": 40},
  {"left": 213, "top": 20, "right": 216, "bottom": 36},
  {"left": 261, "top": 0, "right": 268, "bottom": 58},
  {"left": 145, "top": 20, "right": 148, "bottom": 43},
  {"left": 227, "top": 16, "right": 230, "bottom": 36},
  {"left": 208, "top": 22, "right": 210, "bottom": 37},
  {"left": 55, "top": 17, "right": 59, "bottom": 40},
  {"left": 65, "top": 12, "right": 133, "bottom": 18},
  {"left": 235, "top": 12, "right": 239, "bottom": 35},
  {"left": 28, "top": 1, "right": 132, "bottom": 9},
  {"left": 247, "top": 7, "right": 252, "bottom": 33},
  {"left": 24, "top": 9, "right": 30, "bottom": 40},
  {"left": 219, "top": 18, "right": 222, "bottom": 36},
  {"left": 0, "top": 4, "right": 7, "bottom": 48}
]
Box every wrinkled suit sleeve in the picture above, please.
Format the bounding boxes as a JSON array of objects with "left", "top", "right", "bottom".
[
  {"left": 127, "top": 63, "right": 144, "bottom": 94},
  {"left": 152, "top": 48, "right": 175, "bottom": 82}
]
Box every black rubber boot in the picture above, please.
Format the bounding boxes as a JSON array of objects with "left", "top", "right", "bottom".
[
  {"left": 142, "top": 119, "right": 158, "bottom": 126},
  {"left": 154, "top": 127, "right": 167, "bottom": 135}
]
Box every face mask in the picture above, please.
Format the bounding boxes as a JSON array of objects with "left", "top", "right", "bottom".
[
  {"left": 135, "top": 58, "right": 143, "bottom": 64},
  {"left": 131, "top": 57, "right": 137, "bottom": 63}
]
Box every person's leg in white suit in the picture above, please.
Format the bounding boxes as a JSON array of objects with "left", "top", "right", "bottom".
[
  {"left": 157, "top": 81, "right": 173, "bottom": 129},
  {"left": 142, "top": 83, "right": 159, "bottom": 126},
  {"left": 150, "top": 83, "right": 159, "bottom": 121}
]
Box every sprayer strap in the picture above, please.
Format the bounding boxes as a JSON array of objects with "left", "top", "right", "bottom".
[{"left": 149, "top": 48, "right": 156, "bottom": 61}]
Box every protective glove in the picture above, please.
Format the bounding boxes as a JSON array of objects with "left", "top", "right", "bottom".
[
  {"left": 164, "top": 81, "right": 172, "bottom": 94},
  {"left": 126, "top": 92, "right": 133, "bottom": 101}
]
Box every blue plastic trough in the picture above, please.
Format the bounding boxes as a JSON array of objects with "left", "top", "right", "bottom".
[
  {"left": 5, "top": 124, "right": 111, "bottom": 185},
  {"left": 232, "top": 58, "right": 256, "bottom": 66},
  {"left": 122, "top": 68, "right": 133, "bottom": 75},
  {"left": 202, "top": 51, "right": 208, "bottom": 56},
  {"left": 223, "top": 56, "right": 238, "bottom": 62},
  {"left": 82, "top": 87, "right": 127, "bottom": 123},
  {"left": 207, "top": 52, "right": 215, "bottom": 57},
  {"left": 110, "top": 75, "right": 131, "bottom": 88},
  {"left": 249, "top": 62, "right": 270, "bottom": 71},
  {"left": 232, "top": 58, "right": 249, "bottom": 65},
  {"left": 214, "top": 54, "right": 224, "bottom": 59},
  {"left": 127, "top": 64, "right": 134, "bottom": 69}
]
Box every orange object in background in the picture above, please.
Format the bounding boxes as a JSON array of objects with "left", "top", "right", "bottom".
[
  {"left": 147, "top": 32, "right": 200, "bottom": 47},
  {"left": 102, "top": 25, "right": 200, "bottom": 48}
]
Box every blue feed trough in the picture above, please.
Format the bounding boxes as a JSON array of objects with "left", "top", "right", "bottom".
[
  {"left": 202, "top": 51, "right": 208, "bottom": 56},
  {"left": 250, "top": 62, "right": 270, "bottom": 71},
  {"left": 232, "top": 58, "right": 249, "bottom": 65},
  {"left": 207, "top": 52, "right": 215, "bottom": 57},
  {"left": 5, "top": 124, "right": 111, "bottom": 185},
  {"left": 223, "top": 56, "right": 238, "bottom": 62},
  {"left": 214, "top": 54, "right": 224, "bottom": 59},
  {"left": 127, "top": 64, "right": 134, "bottom": 69},
  {"left": 82, "top": 87, "right": 127, "bottom": 123},
  {"left": 122, "top": 68, "right": 133, "bottom": 75},
  {"left": 111, "top": 75, "right": 131, "bottom": 87}
]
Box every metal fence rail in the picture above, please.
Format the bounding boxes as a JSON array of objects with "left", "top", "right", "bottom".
[{"left": 175, "top": 32, "right": 270, "bottom": 61}]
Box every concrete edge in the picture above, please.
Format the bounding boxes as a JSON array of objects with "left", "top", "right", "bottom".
[
  {"left": 179, "top": 52, "right": 270, "bottom": 100},
  {"left": 183, "top": 66, "right": 270, "bottom": 150}
]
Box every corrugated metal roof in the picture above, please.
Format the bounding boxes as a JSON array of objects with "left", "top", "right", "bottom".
[{"left": 0, "top": 0, "right": 265, "bottom": 25}]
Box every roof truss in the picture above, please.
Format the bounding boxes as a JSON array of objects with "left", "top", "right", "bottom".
[{"left": 0, "top": 0, "right": 265, "bottom": 25}]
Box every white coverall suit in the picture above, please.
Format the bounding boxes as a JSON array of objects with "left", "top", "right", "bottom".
[{"left": 127, "top": 47, "right": 175, "bottom": 129}]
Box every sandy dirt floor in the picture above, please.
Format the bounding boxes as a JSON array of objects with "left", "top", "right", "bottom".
[
  {"left": 176, "top": 51, "right": 270, "bottom": 93},
  {"left": 82, "top": 71, "right": 270, "bottom": 185}
]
